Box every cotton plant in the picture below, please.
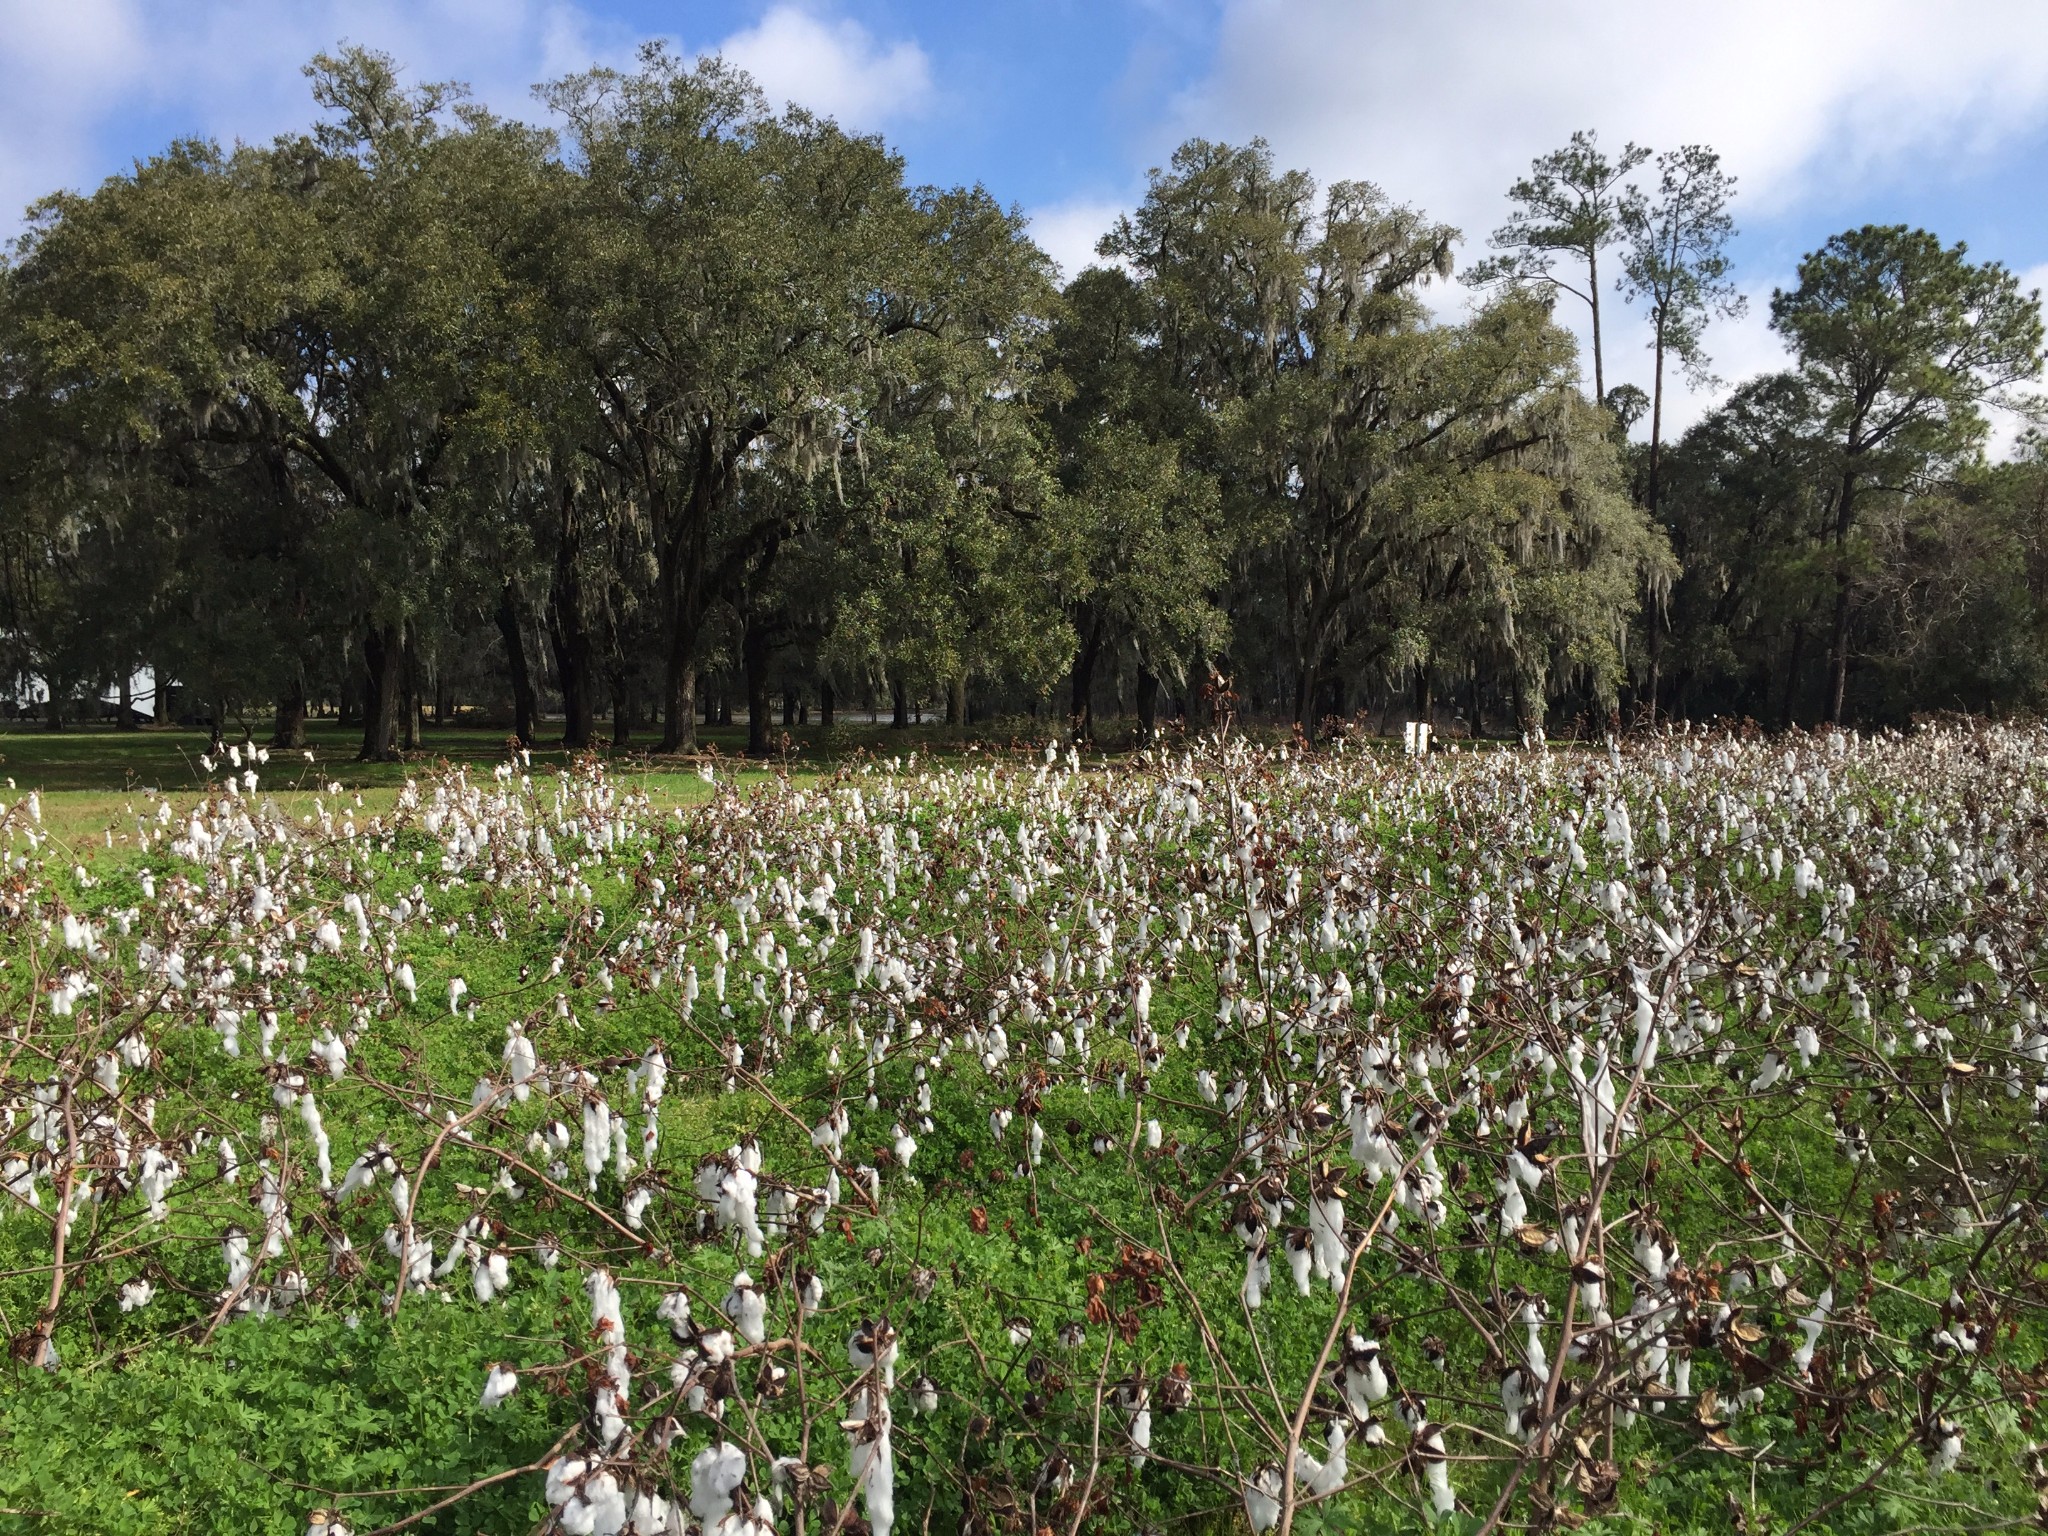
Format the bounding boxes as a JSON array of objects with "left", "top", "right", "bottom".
[{"left": 5, "top": 732, "right": 2047, "bottom": 1533}]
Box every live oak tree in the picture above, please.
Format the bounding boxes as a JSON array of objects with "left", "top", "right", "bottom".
[
  {"left": 1769, "top": 224, "right": 2045, "bottom": 722},
  {"left": 10, "top": 51, "right": 2048, "bottom": 746},
  {"left": 542, "top": 47, "right": 1035, "bottom": 753},
  {"left": 1045, "top": 267, "right": 1226, "bottom": 741},
  {"left": 1105, "top": 139, "right": 1667, "bottom": 739}
]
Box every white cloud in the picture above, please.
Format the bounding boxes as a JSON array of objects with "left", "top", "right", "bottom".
[
  {"left": 0, "top": 2, "right": 932, "bottom": 239},
  {"left": 714, "top": 6, "right": 933, "bottom": 130},
  {"left": 1026, "top": 198, "right": 1130, "bottom": 282},
  {"left": 0, "top": 0, "right": 146, "bottom": 235},
  {"left": 1170, "top": 0, "right": 2048, "bottom": 433}
]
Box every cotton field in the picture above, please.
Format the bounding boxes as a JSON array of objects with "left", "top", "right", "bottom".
[{"left": 5, "top": 725, "right": 2048, "bottom": 1534}]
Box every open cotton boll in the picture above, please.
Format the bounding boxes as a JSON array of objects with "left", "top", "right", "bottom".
[
  {"left": 689, "top": 1443, "right": 748, "bottom": 1523},
  {"left": 1243, "top": 1463, "right": 1283, "bottom": 1533},
  {"left": 848, "top": 1418, "right": 895, "bottom": 1536},
  {"left": 479, "top": 1362, "right": 518, "bottom": 1409},
  {"left": 723, "top": 1272, "right": 766, "bottom": 1346}
]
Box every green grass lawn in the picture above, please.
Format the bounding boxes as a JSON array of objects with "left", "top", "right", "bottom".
[{"left": 0, "top": 718, "right": 1051, "bottom": 846}]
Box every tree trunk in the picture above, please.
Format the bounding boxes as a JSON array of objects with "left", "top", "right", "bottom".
[
  {"left": 1825, "top": 547, "right": 1854, "bottom": 725},
  {"left": 783, "top": 688, "right": 798, "bottom": 728},
  {"left": 359, "top": 622, "right": 404, "bottom": 761},
  {"left": 1648, "top": 311, "right": 1667, "bottom": 520},
  {"left": 1513, "top": 665, "right": 1545, "bottom": 742},
  {"left": 1135, "top": 667, "right": 1160, "bottom": 745},
  {"left": 400, "top": 628, "right": 421, "bottom": 752},
  {"left": 117, "top": 670, "right": 136, "bottom": 731},
  {"left": 154, "top": 666, "right": 172, "bottom": 726},
  {"left": 1413, "top": 665, "right": 1433, "bottom": 728},
  {"left": 947, "top": 675, "right": 966, "bottom": 728},
  {"left": 271, "top": 680, "right": 308, "bottom": 750},
  {"left": 744, "top": 622, "right": 774, "bottom": 758},
  {"left": 549, "top": 612, "right": 595, "bottom": 751},
  {"left": 1069, "top": 617, "right": 1103, "bottom": 741},
  {"left": 891, "top": 675, "right": 909, "bottom": 730},
  {"left": 1589, "top": 246, "right": 1606, "bottom": 407},
  {"left": 549, "top": 495, "right": 599, "bottom": 750},
  {"left": 820, "top": 681, "right": 835, "bottom": 728},
  {"left": 1782, "top": 622, "right": 1807, "bottom": 730},
  {"left": 612, "top": 667, "right": 634, "bottom": 749},
  {"left": 495, "top": 584, "right": 537, "bottom": 748}
]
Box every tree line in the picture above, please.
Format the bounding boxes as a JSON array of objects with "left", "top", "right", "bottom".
[{"left": 0, "top": 47, "right": 2041, "bottom": 758}]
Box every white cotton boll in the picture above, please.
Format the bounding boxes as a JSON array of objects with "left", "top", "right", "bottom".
[
  {"left": 120, "top": 1277, "right": 156, "bottom": 1312},
  {"left": 546, "top": 1456, "right": 587, "bottom": 1509},
  {"left": 448, "top": 977, "right": 468, "bottom": 1015},
  {"left": 1498, "top": 1178, "right": 1528, "bottom": 1235},
  {"left": 563, "top": 1472, "right": 627, "bottom": 1536},
  {"left": 656, "top": 1289, "right": 692, "bottom": 1340},
  {"left": 1146, "top": 1119, "right": 1162, "bottom": 1149},
  {"left": 1928, "top": 1417, "right": 1963, "bottom": 1476},
  {"left": 850, "top": 1426, "right": 895, "bottom": 1536},
  {"left": 219, "top": 1138, "right": 241, "bottom": 1186},
  {"left": 1791, "top": 1288, "right": 1832, "bottom": 1376},
  {"left": 1302, "top": 1420, "right": 1348, "bottom": 1497},
  {"left": 222, "top": 1226, "right": 253, "bottom": 1289},
  {"left": 587, "top": 1267, "right": 624, "bottom": 1337},
  {"left": 394, "top": 962, "right": 417, "bottom": 1003},
  {"left": 1243, "top": 1464, "right": 1283, "bottom": 1533},
  {"left": 480, "top": 1363, "right": 519, "bottom": 1409},
  {"left": 1284, "top": 1232, "right": 1313, "bottom": 1295},
  {"left": 623, "top": 1187, "right": 653, "bottom": 1229},
  {"left": 1425, "top": 1453, "right": 1454, "bottom": 1517},
  {"left": 724, "top": 1273, "right": 767, "bottom": 1346},
  {"left": 689, "top": 1443, "right": 748, "bottom": 1524},
  {"left": 475, "top": 1248, "right": 511, "bottom": 1303},
  {"left": 582, "top": 1098, "right": 613, "bottom": 1190},
  {"left": 1243, "top": 1245, "right": 1270, "bottom": 1310},
  {"left": 301, "top": 1094, "right": 333, "bottom": 1190},
  {"left": 314, "top": 920, "right": 343, "bottom": 955}
]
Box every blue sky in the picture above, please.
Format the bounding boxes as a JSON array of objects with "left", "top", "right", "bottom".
[{"left": 5, "top": 0, "right": 2046, "bottom": 440}]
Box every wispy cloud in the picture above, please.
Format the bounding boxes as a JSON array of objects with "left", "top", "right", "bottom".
[{"left": 0, "top": 2, "right": 933, "bottom": 237}]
